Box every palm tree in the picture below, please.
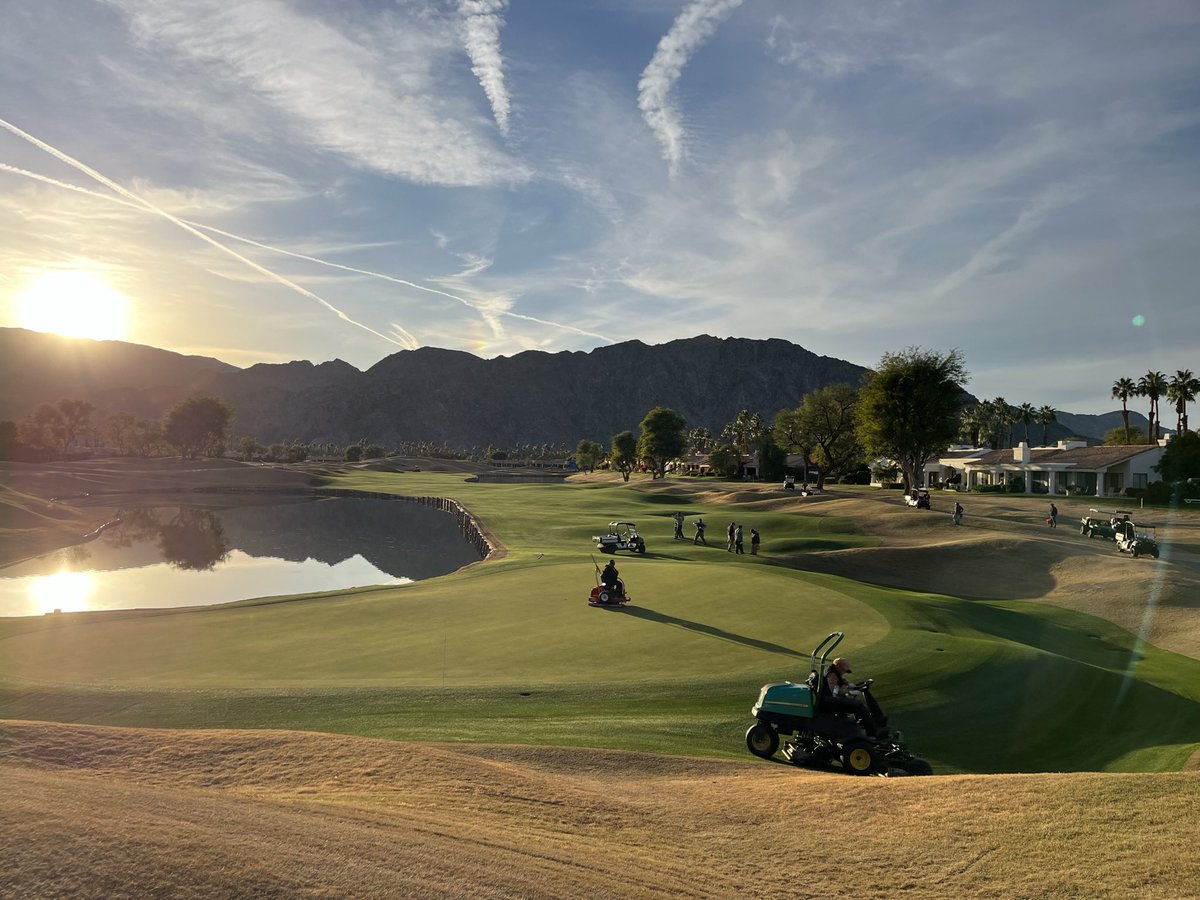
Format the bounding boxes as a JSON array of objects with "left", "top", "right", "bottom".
[
  {"left": 1167, "top": 370, "right": 1200, "bottom": 435},
  {"left": 1138, "top": 371, "right": 1168, "bottom": 443},
  {"left": 1016, "top": 402, "right": 1036, "bottom": 445},
  {"left": 958, "top": 404, "right": 984, "bottom": 446},
  {"left": 1112, "top": 377, "right": 1137, "bottom": 445},
  {"left": 1035, "top": 405, "right": 1057, "bottom": 445},
  {"left": 991, "top": 398, "right": 1016, "bottom": 448}
]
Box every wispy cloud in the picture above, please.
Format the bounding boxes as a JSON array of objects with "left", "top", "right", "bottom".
[
  {"left": 108, "top": 0, "right": 527, "bottom": 187},
  {"left": 638, "top": 0, "right": 744, "bottom": 174},
  {"left": 458, "top": 0, "right": 512, "bottom": 136}
]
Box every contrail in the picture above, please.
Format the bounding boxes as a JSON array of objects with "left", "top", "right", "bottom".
[
  {"left": 638, "top": 0, "right": 744, "bottom": 174},
  {"left": 0, "top": 160, "right": 614, "bottom": 345},
  {"left": 0, "top": 117, "right": 418, "bottom": 350},
  {"left": 458, "top": 0, "right": 512, "bottom": 136}
]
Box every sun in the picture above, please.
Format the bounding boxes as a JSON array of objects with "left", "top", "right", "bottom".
[{"left": 15, "top": 267, "right": 131, "bottom": 341}]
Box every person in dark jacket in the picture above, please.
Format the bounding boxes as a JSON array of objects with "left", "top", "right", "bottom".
[{"left": 823, "top": 657, "right": 888, "bottom": 737}]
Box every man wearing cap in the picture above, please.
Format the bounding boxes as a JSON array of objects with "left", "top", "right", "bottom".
[{"left": 824, "top": 657, "right": 888, "bottom": 737}]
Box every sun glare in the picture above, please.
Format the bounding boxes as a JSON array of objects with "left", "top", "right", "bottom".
[
  {"left": 29, "top": 570, "right": 95, "bottom": 614},
  {"left": 16, "top": 268, "right": 131, "bottom": 341}
]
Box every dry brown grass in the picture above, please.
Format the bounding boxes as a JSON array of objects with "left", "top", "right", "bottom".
[{"left": 3, "top": 721, "right": 1197, "bottom": 899}]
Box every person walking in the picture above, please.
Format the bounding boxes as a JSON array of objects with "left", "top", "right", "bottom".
[
  {"left": 693, "top": 517, "right": 707, "bottom": 545},
  {"left": 1048, "top": 502, "right": 1058, "bottom": 528},
  {"left": 734, "top": 524, "right": 744, "bottom": 554},
  {"left": 673, "top": 511, "right": 685, "bottom": 540},
  {"left": 952, "top": 501, "right": 964, "bottom": 526},
  {"left": 726, "top": 522, "right": 736, "bottom": 552},
  {"left": 750, "top": 528, "right": 760, "bottom": 555}
]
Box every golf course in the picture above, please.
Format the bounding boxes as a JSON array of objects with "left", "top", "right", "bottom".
[{"left": 3, "top": 457, "right": 1199, "bottom": 897}]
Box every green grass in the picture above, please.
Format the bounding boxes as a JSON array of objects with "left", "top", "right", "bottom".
[{"left": 2, "top": 470, "right": 1198, "bottom": 774}]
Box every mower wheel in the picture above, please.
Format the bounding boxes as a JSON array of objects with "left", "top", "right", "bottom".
[
  {"left": 597, "top": 589, "right": 613, "bottom": 604},
  {"left": 841, "top": 739, "right": 880, "bottom": 776},
  {"left": 745, "top": 723, "right": 779, "bottom": 759},
  {"left": 904, "top": 757, "right": 933, "bottom": 776}
]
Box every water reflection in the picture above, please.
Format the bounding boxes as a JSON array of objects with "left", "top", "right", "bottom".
[
  {"left": 29, "top": 570, "right": 94, "bottom": 614},
  {"left": 1, "top": 497, "right": 483, "bottom": 617}
]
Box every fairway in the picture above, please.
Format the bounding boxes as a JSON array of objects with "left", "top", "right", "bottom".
[{"left": 2, "top": 462, "right": 1198, "bottom": 775}]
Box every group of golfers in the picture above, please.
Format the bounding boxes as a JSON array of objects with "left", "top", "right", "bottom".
[{"left": 671, "top": 511, "right": 760, "bottom": 555}]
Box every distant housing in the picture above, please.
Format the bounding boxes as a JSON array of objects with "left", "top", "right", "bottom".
[{"left": 912, "top": 439, "right": 1171, "bottom": 498}]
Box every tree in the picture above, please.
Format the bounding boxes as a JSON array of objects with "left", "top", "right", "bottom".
[
  {"left": 755, "top": 433, "right": 789, "bottom": 482},
  {"left": 129, "top": 418, "right": 162, "bottom": 457},
  {"left": 771, "top": 407, "right": 815, "bottom": 481},
  {"left": 1016, "top": 402, "right": 1036, "bottom": 445},
  {"left": 1104, "top": 425, "right": 1144, "bottom": 446},
  {"left": 991, "top": 397, "right": 1016, "bottom": 449},
  {"left": 344, "top": 444, "right": 364, "bottom": 462},
  {"left": 792, "top": 384, "right": 861, "bottom": 489},
  {"left": 856, "top": 347, "right": 970, "bottom": 492},
  {"left": 54, "top": 399, "right": 94, "bottom": 456},
  {"left": 687, "top": 427, "right": 713, "bottom": 455},
  {"left": 720, "top": 409, "right": 764, "bottom": 476},
  {"left": 1111, "top": 377, "right": 1137, "bottom": 445},
  {"left": 162, "top": 396, "right": 234, "bottom": 460},
  {"left": 637, "top": 407, "right": 687, "bottom": 479},
  {"left": 575, "top": 439, "right": 604, "bottom": 473},
  {"left": 1154, "top": 430, "right": 1200, "bottom": 483},
  {"left": 0, "top": 420, "right": 17, "bottom": 460},
  {"left": 237, "top": 436, "right": 262, "bottom": 461},
  {"left": 611, "top": 430, "right": 638, "bottom": 482},
  {"left": 1035, "top": 405, "right": 1058, "bottom": 446},
  {"left": 1167, "top": 370, "right": 1199, "bottom": 435},
  {"left": 1138, "top": 370, "right": 1168, "bottom": 443},
  {"left": 19, "top": 403, "right": 63, "bottom": 457},
  {"left": 707, "top": 444, "right": 736, "bottom": 477}
]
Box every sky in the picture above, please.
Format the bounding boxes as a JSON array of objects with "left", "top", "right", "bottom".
[{"left": 0, "top": 0, "right": 1197, "bottom": 416}]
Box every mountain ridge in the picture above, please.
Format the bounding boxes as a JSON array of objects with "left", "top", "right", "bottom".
[{"left": 0, "top": 327, "right": 1144, "bottom": 447}]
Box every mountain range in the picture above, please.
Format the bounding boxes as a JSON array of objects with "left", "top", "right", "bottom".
[{"left": 0, "top": 327, "right": 1147, "bottom": 449}]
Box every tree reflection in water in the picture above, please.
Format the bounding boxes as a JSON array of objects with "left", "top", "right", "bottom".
[{"left": 157, "top": 508, "right": 231, "bottom": 571}]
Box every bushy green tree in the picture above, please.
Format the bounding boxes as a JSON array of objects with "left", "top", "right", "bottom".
[
  {"left": 162, "top": 397, "right": 234, "bottom": 460},
  {"left": 857, "top": 347, "right": 970, "bottom": 491},
  {"left": 1104, "top": 425, "right": 1144, "bottom": 446},
  {"left": 793, "top": 384, "right": 861, "bottom": 489},
  {"left": 707, "top": 444, "right": 736, "bottom": 477},
  {"left": 1154, "top": 430, "right": 1200, "bottom": 483},
  {"left": 638, "top": 407, "right": 687, "bottom": 479},
  {"left": 611, "top": 430, "right": 638, "bottom": 482},
  {"left": 575, "top": 439, "right": 604, "bottom": 473}
]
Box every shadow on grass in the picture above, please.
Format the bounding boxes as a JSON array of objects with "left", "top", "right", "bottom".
[{"left": 615, "top": 605, "right": 806, "bottom": 657}]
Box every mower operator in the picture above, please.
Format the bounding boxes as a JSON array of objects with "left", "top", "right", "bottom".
[
  {"left": 601, "top": 559, "right": 622, "bottom": 597},
  {"left": 825, "top": 657, "right": 888, "bottom": 737}
]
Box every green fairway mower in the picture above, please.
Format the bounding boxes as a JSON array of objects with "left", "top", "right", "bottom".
[{"left": 745, "top": 632, "right": 932, "bottom": 777}]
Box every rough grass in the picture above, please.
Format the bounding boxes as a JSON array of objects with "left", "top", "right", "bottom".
[{"left": 3, "top": 720, "right": 1197, "bottom": 899}]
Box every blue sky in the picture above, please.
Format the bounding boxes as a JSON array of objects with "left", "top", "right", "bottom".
[{"left": 1, "top": 0, "right": 1196, "bottom": 415}]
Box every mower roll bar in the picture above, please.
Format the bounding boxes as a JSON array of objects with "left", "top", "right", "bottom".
[{"left": 810, "top": 631, "right": 844, "bottom": 678}]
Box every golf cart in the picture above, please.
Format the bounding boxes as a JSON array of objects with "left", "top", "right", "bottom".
[
  {"left": 745, "top": 632, "right": 932, "bottom": 777},
  {"left": 1079, "top": 509, "right": 1131, "bottom": 541},
  {"left": 1115, "top": 520, "right": 1160, "bottom": 559},
  {"left": 905, "top": 488, "right": 931, "bottom": 509},
  {"left": 593, "top": 522, "right": 646, "bottom": 554}
]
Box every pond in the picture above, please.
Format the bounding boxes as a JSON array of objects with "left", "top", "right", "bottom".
[{"left": 0, "top": 496, "right": 485, "bottom": 618}]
